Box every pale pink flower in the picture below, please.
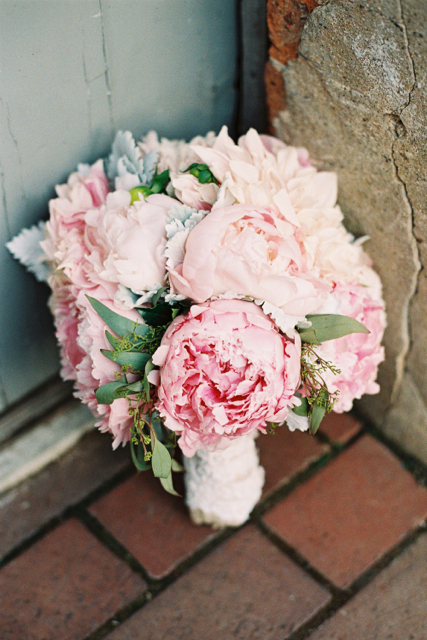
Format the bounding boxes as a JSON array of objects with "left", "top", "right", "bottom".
[
  {"left": 139, "top": 130, "right": 216, "bottom": 174},
  {"left": 189, "top": 126, "right": 336, "bottom": 217},
  {"left": 168, "top": 203, "right": 330, "bottom": 317},
  {"left": 84, "top": 192, "right": 175, "bottom": 295},
  {"left": 151, "top": 299, "right": 301, "bottom": 456},
  {"left": 314, "top": 281, "right": 386, "bottom": 412},
  {"left": 41, "top": 160, "right": 109, "bottom": 274}
]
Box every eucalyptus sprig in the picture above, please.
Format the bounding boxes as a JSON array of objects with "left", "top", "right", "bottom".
[
  {"left": 294, "top": 312, "right": 369, "bottom": 434},
  {"left": 87, "top": 294, "right": 188, "bottom": 494}
]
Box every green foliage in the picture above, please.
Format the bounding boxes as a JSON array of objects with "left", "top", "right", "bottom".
[
  {"left": 95, "top": 378, "right": 128, "bottom": 404},
  {"left": 90, "top": 292, "right": 186, "bottom": 495},
  {"left": 300, "top": 344, "right": 342, "bottom": 435},
  {"left": 129, "top": 169, "right": 170, "bottom": 203},
  {"left": 182, "top": 163, "right": 219, "bottom": 185},
  {"left": 87, "top": 296, "right": 150, "bottom": 338},
  {"left": 298, "top": 314, "right": 369, "bottom": 345}
]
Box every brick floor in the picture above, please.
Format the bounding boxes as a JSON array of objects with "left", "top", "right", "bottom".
[
  {"left": 307, "top": 532, "right": 427, "bottom": 639},
  {"left": 318, "top": 411, "right": 362, "bottom": 445},
  {"left": 0, "top": 518, "right": 145, "bottom": 640},
  {"left": 105, "top": 525, "right": 330, "bottom": 640},
  {"left": 89, "top": 471, "right": 218, "bottom": 579},
  {"left": 262, "top": 435, "right": 427, "bottom": 588},
  {"left": 258, "top": 426, "right": 328, "bottom": 496},
  {"left": 0, "top": 430, "right": 131, "bottom": 560}
]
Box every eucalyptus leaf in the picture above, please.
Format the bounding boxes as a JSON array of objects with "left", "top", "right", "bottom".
[
  {"left": 130, "top": 439, "right": 151, "bottom": 471},
  {"left": 309, "top": 402, "right": 326, "bottom": 435},
  {"left": 152, "top": 439, "right": 172, "bottom": 479},
  {"left": 105, "top": 331, "right": 121, "bottom": 349},
  {"left": 299, "top": 314, "right": 370, "bottom": 345},
  {"left": 171, "top": 459, "right": 185, "bottom": 473},
  {"left": 160, "top": 472, "right": 181, "bottom": 496},
  {"left": 101, "top": 349, "right": 150, "bottom": 371},
  {"left": 95, "top": 378, "right": 128, "bottom": 404},
  {"left": 126, "top": 380, "right": 144, "bottom": 394},
  {"left": 293, "top": 397, "right": 309, "bottom": 417},
  {"left": 144, "top": 359, "right": 154, "bottom": 401},
  {"left": 87, "top": 296, "right": 150, "bottom": 338}
]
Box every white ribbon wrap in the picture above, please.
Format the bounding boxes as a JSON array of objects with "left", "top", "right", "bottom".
[{"left": 183, "top": 431, "right": 265, "bottom": 528}]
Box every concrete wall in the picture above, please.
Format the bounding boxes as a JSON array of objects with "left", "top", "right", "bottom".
[
  {"left": 0, "top": 0, "right": 238, "bottom": 413},
  {"left": 267, "top": 0, "right": 427, "bottom": 462}
]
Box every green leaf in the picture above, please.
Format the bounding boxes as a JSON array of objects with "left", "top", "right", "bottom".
[
  {"left": 293, "top": 397, "right": 309, "bottom": 417},
  {"left": 138, "top": 302, "right": 174, "bottom": 327},
  {"left": 144, "top": 359, "right": 154, "bottom": 401},
  {"left": 105, "top": 331, "right": 121, "bottom": 349},
  {"left": 309, "top": 389, "right": 329, "bottom": 435},
  {"left": 151, "top": 286, "right": 168, "bottom": 306},
  {"left": 95, "top": 378, "right": 128, "bottom": 404},
  {"left": 171, "top": 458, "right": 184, "bottom": 472},
  {"left": 101, "top": 349, "right": 150, "bottom": 371},
  {"left": 130, "top": 439, "right": 151, "bottom": 471},
  {"left": 160, "top": 472, "right": 181, "bottom": 496},
  {"left": 150, "top": 169, "right": 170, "bottom": 194},
  {"left": 151, "top": 439, "right": 172, "bottom": 479},
  {"left": 299, "top": 314, "right": 370, "bottom": 345},
  {"left": 87, "top": 296, "right": 150, "bottom": 338},
  {"left": 126, "top": 380, "right": 144, "bottom": 394}
]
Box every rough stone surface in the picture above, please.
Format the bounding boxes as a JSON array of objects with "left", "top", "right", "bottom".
[
  {"left": 89, "top": 472, "right": 217, "bottom": 579},
  {"left": 262, "top": 435, "right": 427, "bottom": 588},
  {"left": 0, "top": 518, "right": 145, "bottom": 640},
  {"left": 270, "top": 0, "right": 427, "bottom": 461},
  {"left": 307, "top": 533, "right": 427, "bottom": 639},
  {"left": 105, "top": 526, "right": 330, "bottom": 640}
]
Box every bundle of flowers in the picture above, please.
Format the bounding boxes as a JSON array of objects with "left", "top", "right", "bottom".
[{"left": 8, "top": 127, "right": 386, "bottom": 498}]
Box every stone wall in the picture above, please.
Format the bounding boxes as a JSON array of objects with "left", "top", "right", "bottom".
[{"left": 266, "top": 0, "right": 427, "bottom": 462}]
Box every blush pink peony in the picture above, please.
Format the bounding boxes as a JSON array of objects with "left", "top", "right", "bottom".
[
  {"left": 314, "top": 281, "right": 386, "bottom": 412},
  {"left": 151, "top": 299, "right": 301, "bottom": 456},
  {"left": 168, "top": 203, "right": 330, "bottom": 317},
  {"left": 84, "top": 192, "right": 175, "bottom": 296}
]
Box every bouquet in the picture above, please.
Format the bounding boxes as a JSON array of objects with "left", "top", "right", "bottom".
[{"left": 8, "top": 127, "right": 386, "bottom": 524}]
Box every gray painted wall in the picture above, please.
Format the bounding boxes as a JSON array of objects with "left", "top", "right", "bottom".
[{"left": 0, "top": 0, "right": 238, "bottom": 412}]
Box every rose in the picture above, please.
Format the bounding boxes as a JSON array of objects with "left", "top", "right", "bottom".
[
  {"left": 151, "top": 299, "right": 301, "bottom": 456},
  {"left": 168, "top": 203, "right": 330, "bottom": 317}
]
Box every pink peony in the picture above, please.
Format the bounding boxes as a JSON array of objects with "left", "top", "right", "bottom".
[
  {"left": 168, "top": 203, "right": 330, "bottom": 317},
  {"left": 190, "top": 126, "right": 336, "bottom": 214},
  {"left": 151, "top": 299, "right": 301, "bottom": 456},
  {"left": 314, "top": 281, "right": 386, "bottom": 412},
  {"left": 84, "top": 192, "right": 174, "bottom": 295},
  {"left": 41, "top": 160, "right": 109, "bottom": 275}
]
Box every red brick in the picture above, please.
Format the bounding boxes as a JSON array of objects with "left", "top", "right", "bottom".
[
  {"left": 106, "top": 525, "right": 330, "bottom": 640},
  {"left": 89, "top": 472, "right": 217, "bottom": 579},
  {"left": 258, "top": 426, "right": 328, "bottom": 497},
  {"left": 318, "top": 411, "right": 362, "bottom": 445},
  {"left": 0, "top": 518, "right": 145, "bottom": 640},
  {"left": 0, "top": 430, "right": 131, "bottom": 559},
  {"left": 263, "top": 435, "right": 427, "bottom": 588},
  {"left": 267, "top": 0, "right": 318, "bottom": 65},
  {"left": 308, "top": 533, "right": 427, "bottom": 639},
  {"left": 265, "top": 60, "right": 287, "bottom": 124}
]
